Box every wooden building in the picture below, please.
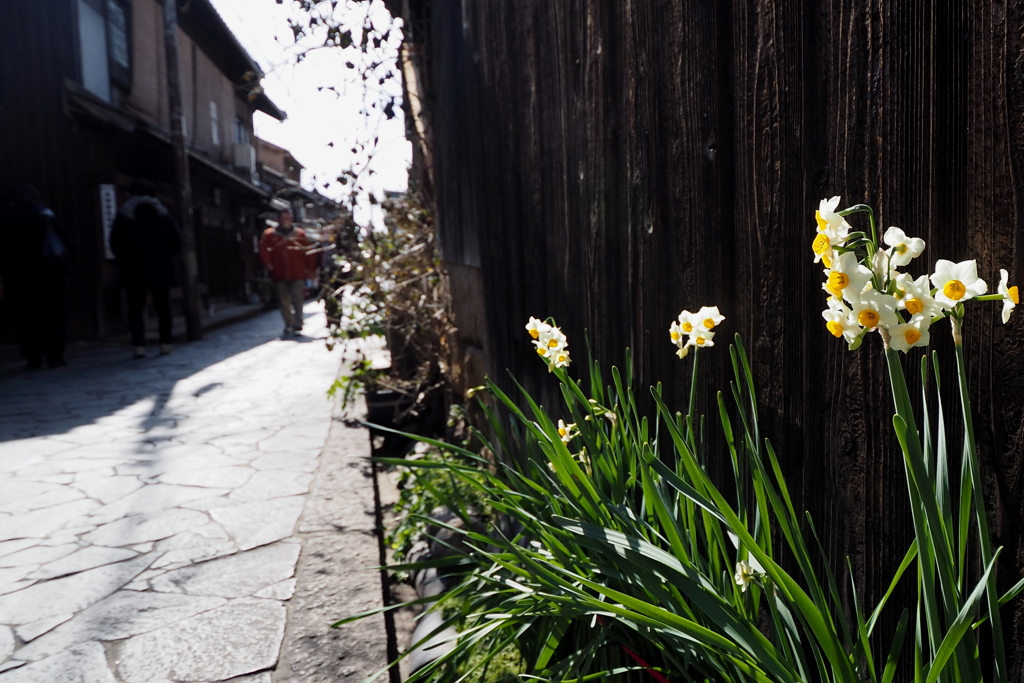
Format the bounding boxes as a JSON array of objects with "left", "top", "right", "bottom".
[
  {"left": 256, "top": 138, "right": 343, "bottom": 235},
  {"left": 0, "top": 0, "right": 286, "bottom": 340},
  {"left": 388, "top": 0, "right": 1024, "bottom": 674}
]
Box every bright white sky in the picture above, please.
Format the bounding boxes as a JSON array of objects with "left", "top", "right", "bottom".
[{"left": 209, "top": 0, "right": 410, "bottom": 205}]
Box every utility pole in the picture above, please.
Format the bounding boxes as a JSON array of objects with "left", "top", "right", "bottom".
[{"left": 163, "top": 0, "right": 202, "bottom": 341}]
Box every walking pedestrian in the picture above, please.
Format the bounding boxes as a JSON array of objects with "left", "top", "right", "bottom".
[
  {"left": 258, "top": 209, "right": 316, "bottom": 336},
  {"left": 109, "top": 180, "right": 181, "bottom": 358},
  {"left": 0, "top": 185, "right": 73, "bottom": 369}
]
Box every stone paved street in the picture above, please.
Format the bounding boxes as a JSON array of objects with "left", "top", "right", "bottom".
[{"left": 0, "top": 303, "right": 387, "bottom": 682}]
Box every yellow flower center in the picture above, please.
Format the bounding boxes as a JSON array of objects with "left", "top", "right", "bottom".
[
  {"left": 548, "top": 339, "right": 559, "bottom": 348},
  {"left": 943, "top": 280, "right": 967, "bottom": 301},
  {"left": 822, "top": 253, "right": 832, "bottom": 269},
  {"left": 815, "top": 210, "right": 828, "bottom": 232},
  {"left": 670, "top": 331, "right": 680, "bottom": 341},
  {"left": 894, "top": 243, "right": 908, "bottom": 254},
  {"left": 695, "top": 336, "right": 706, "bottom": 346},
  {"left": 557, "top": 354, "right": 567, "bottom": 363},
  {"left": 826, "top": 321, "right": 844, "bottom": 338},
  {"left": 703, "top": 318, "right": 715, "bottom": 329},
  {"left": 857, "top": 309, "right": 880, "bottom": 328},
  {"left": 827, "top": 271, "right": 850, "bottom": 291},
  {"left": 682, "top": 322, "right": 693, "bottom": 333},
  {"left": 905, "top": 329, "right": 922, "bottom": 345},
  {"left": 536, "top": 348, "right": 547, "bottom": 356},
  {"left": 558, "top": 427, "right": 567, "bottom": 437},
  {"left": 1008, "top": 285, "right": 1020, "bottom": 305},
  {"left": 904, "top": 298, "right": 924, "bottom": 315},
  {"left": 529, "top": 329, "right": 539, "bottom": 339},
  {"left": 812, "top": 233, "right": 830, "bottom": 255}
]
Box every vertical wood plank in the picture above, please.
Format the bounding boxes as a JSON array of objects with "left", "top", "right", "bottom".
[{"left": 418, "top": 0, "right": 1024, "bottom": 672}]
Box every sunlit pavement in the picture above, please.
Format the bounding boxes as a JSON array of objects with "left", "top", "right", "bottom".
[{"left": 0, "top": 302, "right": 351, "bottom": 682}]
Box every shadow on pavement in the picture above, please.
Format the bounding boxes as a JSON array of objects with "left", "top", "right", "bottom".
[{"left": 0, "top": 305, "right": 330, "bottom": 442}]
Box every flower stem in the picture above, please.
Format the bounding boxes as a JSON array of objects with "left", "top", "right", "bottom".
[
  {"left": 884, "top": 347, "right": 967, "bottom": 665},
  {"left": 688, "top": 347, "right": 700, "bottom": 456},
  {"left": 837, "top": 204, "right": 879, "bottom": 251},
  {"left": 868, "top": 209, "right": 878, "bottom": 253},
  {"left": 954, "top": 341, "right": 1008, "bottom": 682}
]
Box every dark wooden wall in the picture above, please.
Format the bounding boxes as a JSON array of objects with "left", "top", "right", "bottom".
[
  {"left": 0, "top": 0, "right": 105, "bottom": 339},
  {"left": 408, "top": 0, "right": 1024, "bottom": 675}
]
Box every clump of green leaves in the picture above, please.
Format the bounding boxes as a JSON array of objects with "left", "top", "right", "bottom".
[
  {"left": 385, "top": 443, "right": 490, "bottom": 579},
  {"left": 321, "top": 191, "right": 454, "bottom": 415},
  {"left": 341, "top": 326, "right": 1022, "bottom": 683},
  {"left": 461, "top": 641, "right": 524, "bottom": 683},
  {"left": 327, "top": 358, "right": 380, "bottom": 407}
]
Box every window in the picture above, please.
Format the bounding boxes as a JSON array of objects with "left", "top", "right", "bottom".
[
  {"left": 106, "top": 0, "right": 131, "bottom": 89},
  {"left": 210, "top": 101, "right": 220, "bottom": 147},
  {"left": 78, "top": 0, "right": 110, "bottom": 101},
  {"left": 77, "top": 0, "right": 131, "bottom": 99},
  {"left": 233, "top": 116, "right": 249, "bottom": 145}
]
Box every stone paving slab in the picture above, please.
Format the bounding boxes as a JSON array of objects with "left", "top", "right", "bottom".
[
  {"left": 273, "top": 421, "right": 391, "bottom": 683},
  {"left": 0, "top": 304, "right": 390, "bottom": 682}
]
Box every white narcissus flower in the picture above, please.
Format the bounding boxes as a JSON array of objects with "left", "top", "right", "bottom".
[
  {"left": 670, "top": 313, "right": 693, "bottom": 357},
  {"left": 676, "top": 310, "right": 697, "bottom": 336},
  {"left": 812, "top": 197, "right": 851, "bottom": 268},
  {"left": 669, "top": 320, "right": 685, "bottom": 346},
  {"left": 889, "top": 316, "right": 932, "bottom": 353},
  {"left": 883, "top": 227, "right": 926, "bottom": 267},
  {"left": 811, "top": 232, "right": 834, "bottom": 267},
  {"left": 528, "top": 319, "right": 570, "bottom": 370},
  {"left": 822, "top": 298, "right": 862, "bottom": 342},
  {"left": 871, "top": 248, "right": 898, "bottom": 281},
  {"left": 734, "top": 561, "right": 755, "bottom": 593},
  {"left": 672, "top": 307, "right": 724, "bottom": 358},
  {"left": 536, "top": 326, "right": 567, "bottom": 354},
  {"left": 891, "top": 272, "right": 913, "bottom": 302},
  {"left": 851, "top": 290, "right": 899, "bottom": 330},
  {"left": 930, "top": 259, "right": 987, "bottom": 308},
  {"left": 549, "top": 346, "right": 571, "bottom": 370},
  {"left": 999, "top": 269, "right": 1018, "bottom": 324},
  {"left": 526, "top": 316, "right": 551, "bottom": 340},
  {"left": 815, "top": 196, "right": 851, "bottom": 234},
  {"left": 695, "top": 306, "right": 725, "bottom": 331},
  {"left": 556, "top": 419, "right": 577, "bottom": 444},
  {"left": 689, "top": 326, "right": 716, "bottom": 350},
  {"left": 897, "top": 274, "right": 943, "bottom": 319},
  {"left": 824, "top": 252, "right": 872, "bottom": 304}
]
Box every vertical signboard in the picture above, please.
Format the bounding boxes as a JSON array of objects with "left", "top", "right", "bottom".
[{"left": 100, "top": 184, "right": 117, "bottom": 259}]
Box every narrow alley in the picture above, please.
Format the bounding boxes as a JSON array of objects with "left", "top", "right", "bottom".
[{"left": 0, "top": 303, "right": 389, "bottom": 683}]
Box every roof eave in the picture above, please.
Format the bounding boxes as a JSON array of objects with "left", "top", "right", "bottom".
[{"left": 253, "top": 92, "right": 286, "bottom": 121}]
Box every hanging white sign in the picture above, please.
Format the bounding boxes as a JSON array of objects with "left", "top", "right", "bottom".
[{"left": 100, "top": 184, "right": 117, "bottom": 260}]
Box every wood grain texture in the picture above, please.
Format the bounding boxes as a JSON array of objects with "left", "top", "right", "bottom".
[{"left": 407, "top": 0, "right": 1024, "bottom": 675}]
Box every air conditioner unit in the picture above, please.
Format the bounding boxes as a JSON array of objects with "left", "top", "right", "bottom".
[{"left": 233, "top": 143, "right": 256, "bottom": 174}]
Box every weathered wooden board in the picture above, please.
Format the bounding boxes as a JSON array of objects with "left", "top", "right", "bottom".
[{"left": 405, "top": 0, "right": 1024, "bottom": 674}]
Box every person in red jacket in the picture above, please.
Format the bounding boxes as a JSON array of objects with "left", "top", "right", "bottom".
[{"left": 258, "top": 209, "right": 316, "bottom": 335}]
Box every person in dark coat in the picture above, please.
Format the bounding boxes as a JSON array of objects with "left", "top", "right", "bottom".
[
  {"left": 109, "top": 180, "right": 181, "bottom": 358},
  {"left": 0, "top": 185, "right": 73, "bottom": 369}
]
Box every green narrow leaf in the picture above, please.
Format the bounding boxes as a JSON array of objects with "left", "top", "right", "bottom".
[
  {"left": 924, "top": 550, "right": 1001, "bottom": 683},
  {"left": 954, "top": 343, "right": 1008, "bottom": 682},
  {"left": 881, "top": 609, "right": 911, "bottom": 683},
  {"left": 867, "top": 540, "right": 917, "bottom": 635},
  {"left": 931, "top": 353, "right": 952, "bottom": 530},
  {"left": 999, "top": 576, "right": 1024, "bottom": 605}
]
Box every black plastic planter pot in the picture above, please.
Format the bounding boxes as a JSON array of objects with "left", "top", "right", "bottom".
[{"left": 365, "top": 389, "right": 413, "bottom": 431}]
